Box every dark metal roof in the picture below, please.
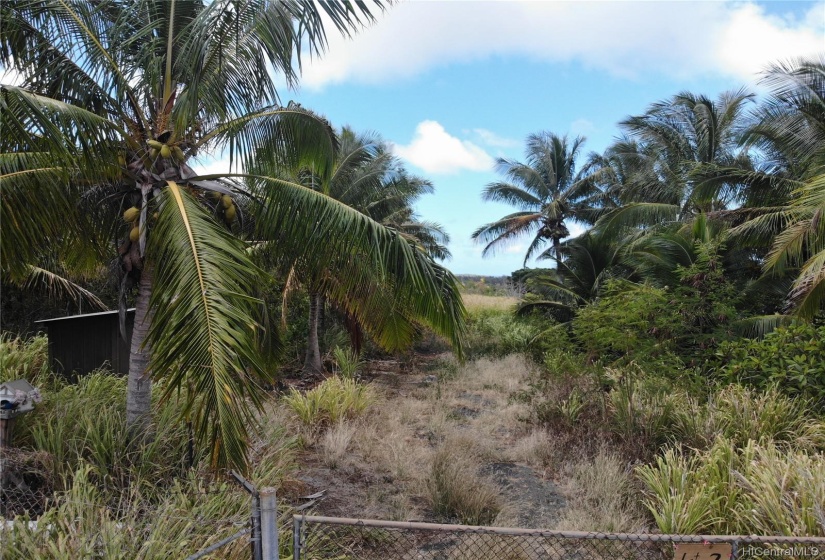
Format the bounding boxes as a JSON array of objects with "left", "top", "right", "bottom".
[{"left": 34, "top": 308, "right": 135, "bottom": 324}]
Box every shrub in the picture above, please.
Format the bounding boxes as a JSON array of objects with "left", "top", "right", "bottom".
[
  {"left": 572, "top": 281, "right": 686, "bottom": 373},
  {"left": 425, "top": 446, "right": 500, "bottom": 525},
  {"left": 464, "top": 308, "right": 539, "bottom": 359},
  {"left": 717, "top": 322, "right": 825, "bottom": 407},
  {"left": 708, "top": 384, "right": 825, "bottom": 452},
  {"left": 638, "top": 438, "right": 825, "bottom": 536},
  {"left": 607, "top": 367, "right": 686, "bottom": 458},
  {"left": 283, "top": 376, "right": 375, "bottom": 430},
  {"left": 332, "top": 346, "right": 364, "bottom": 379}
]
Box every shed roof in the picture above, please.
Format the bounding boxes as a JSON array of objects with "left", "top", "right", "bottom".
[{"left": 35, "top": 308, "right": 135, "bottom": 324}]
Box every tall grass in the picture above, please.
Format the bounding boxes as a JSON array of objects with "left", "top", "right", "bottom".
[
  {"left": 425, "top": 446, "right": 501, "bottom": 525},
  {"left": 0, "top": 334, "right": 52, "bottom": 386},
  {"left": 14, "top": 371, "right": 194, "bottom": 497}
]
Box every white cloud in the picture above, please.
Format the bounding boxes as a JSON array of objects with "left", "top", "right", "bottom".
[
  {"left": 717, "top": 3, "right": 825, "bottom": 80},
  {"left": 472, "top": 128, "right": 520, "bottom": 149},
  {"left": 392, "top": 120, "right": 493, "bottom": 174},
  {"left": 1, "top": 67, "right": 24, "bottom": 86},
  {"left": 190, "top": 156, "right": 236, "bottom": 177},
  {"left": 300, "top": 1, "right": 824, "bottom": 89}
]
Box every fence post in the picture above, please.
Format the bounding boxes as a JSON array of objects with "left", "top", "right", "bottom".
[
  {"left": 251, "top": 491, "right": 262, "bottom": 560},
  {"left": 260, "top": 487, "right": 278, "bottom": 560},
  {"left": 293, "top": 516, "right": 302, "bottom": 560},
  {"left": 229, "top": 470, "right": 262, "bottom": 560}
]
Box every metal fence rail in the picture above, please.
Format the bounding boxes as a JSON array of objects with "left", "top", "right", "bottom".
[{"left": 292, "top": 515, "right": 825, "bottom": 560}]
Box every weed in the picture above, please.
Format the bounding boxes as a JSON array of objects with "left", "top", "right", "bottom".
[
  {"left": 283, "top": 376, "right": 375, "bottom": 430},
  {"left": 320, "top": 420, "right": 357, "bottom": 469},
  {"left": 332, "top": 346, "right": 364, "bottom": 379}
]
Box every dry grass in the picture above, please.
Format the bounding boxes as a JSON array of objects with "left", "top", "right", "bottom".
[
  {"left": 462, "top": 293, "right": 519, "bottom": 312},
  {"left": 554, "top": 449, "right": 646, "bottom": 533},
  {"left": 287, "top": 353, "right": 644, "bottom": 532},
  {"left": 425, "top": 445, "right": 501, "bottom": 525},
  {"left": 320, "top": 420, "right": 358, "bottom": 469}
]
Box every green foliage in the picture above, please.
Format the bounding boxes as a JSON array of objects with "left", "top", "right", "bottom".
[
  {"left": 572, "top": 280, "right": 685, "bottom": 371},
  {"left": 717, "top": 322, "right": 825, "bottom": 407},
  {"left": 283, "top": 376, "right": 375, "bottom": 429},
  {"left": 606, "top": 367, "right": 686, "bottom": 457},
  {"left": 465, "top": 308, "right": 539, "bottom": 359},
  {"left": 332, "top": 346, "right": 364, "bottom": 379},
  {"left": 0, "top": 334, "right": 51, "bottom": 386},
  {"left": 671, "top": 239, "right": 740, "bottom": 363},
  {"left": 14, "top": 371, "right": 196, "bottom": 496},
  {"left": 638, "top": 439, "right": 825, "bottom": 536}
]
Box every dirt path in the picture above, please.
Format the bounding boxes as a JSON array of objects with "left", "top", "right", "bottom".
[{"left": 282, "top": 354, "right": 569, "bottom": 528}]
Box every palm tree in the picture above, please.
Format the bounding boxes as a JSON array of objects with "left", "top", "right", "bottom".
[
  {"left": 730, "top": 56, "right": 825, "bottom": 317},
  {"left": 472, "top": 132, "right": 597, "bottom": 266},
  {"left": 272, "top": 126, "right": 459, "bottom": 371},
  {"left": 592, "top": 89, "right": 754, "bottom": 238},
  {"left": 0, "top": 0, "right": 426, "bottom": 472},
  {"left": 516, "top": 231, "right": 628, "bottom": 320}
]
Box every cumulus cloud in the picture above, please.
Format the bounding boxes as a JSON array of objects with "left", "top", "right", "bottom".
[
  {"left": 300, "top": 1, "right": 824, "bottom": 89},
  {"left": 392, "top": 120, "right": 494, "bottom": 174}
]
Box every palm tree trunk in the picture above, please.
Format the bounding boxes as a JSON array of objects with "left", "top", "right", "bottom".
[
  {"left": 304, "top": 291, "right": 322, "bottom": 374},
  {"left": 126, "top": 265, "right": 153, "bottom": 433},
  {"left": 553, "top": 237, "right": 562, "bottom": 268}
]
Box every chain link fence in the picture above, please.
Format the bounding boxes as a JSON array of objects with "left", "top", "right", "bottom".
[
  {"left": 292, "top": 515, "right": 825, "bottom": 560},
  {"left": 0, "top": 448, "right": 51, "bottom": 518}
]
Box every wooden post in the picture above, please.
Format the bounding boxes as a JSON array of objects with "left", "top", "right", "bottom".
[
  {"left": 0, "top": 418, "right": 13, "bottom": 515},
  {"left": 260, "top": 487, "right": 278, "bottom": 560}
]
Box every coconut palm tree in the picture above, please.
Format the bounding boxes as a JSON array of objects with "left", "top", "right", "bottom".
[
  {"left": 472, "top": 132, "right": 597, "bottom": 266},
  {"left": 730, "top": 56, "right": 825, "bottom": 318},
  {"left": 0, "top": 0, "right": 465, "bottom": 473},
  {"left": 270, "top": 126, "right": 459, "bottom": 371},
  {"left": 591, "top": 89, "right": 754, "bottom": 238}
]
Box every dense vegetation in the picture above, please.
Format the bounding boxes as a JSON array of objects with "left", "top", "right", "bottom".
[{"left": 0, "top": 0, "right": 823, "bottom": 551}]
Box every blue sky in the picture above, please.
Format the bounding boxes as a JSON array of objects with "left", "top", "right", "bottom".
[{"left": 205, "top": 0, "right": 824, "bottom": 276}]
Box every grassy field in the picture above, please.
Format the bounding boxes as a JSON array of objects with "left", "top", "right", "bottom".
[{"left": 462, "top": 293, "right": 519, "bottom": 312}]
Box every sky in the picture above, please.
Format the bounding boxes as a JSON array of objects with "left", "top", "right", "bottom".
[{"left": 202, "top": 1, "right": 820, "bottom": 275}]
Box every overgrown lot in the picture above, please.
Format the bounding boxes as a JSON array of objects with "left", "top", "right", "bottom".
[{"left": 2, "top": 295, "right": 823, "bottom": 559}]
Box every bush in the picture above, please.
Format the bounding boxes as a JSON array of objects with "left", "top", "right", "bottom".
[
  {"left": 283, "top": 376, "right": 375, "bottom": 430},
  {"left": 717, "top": 322, "right": 825, "bottom": 408},
  {"left": 572, "top": 281, "right": 686, "bottom": 373},
  {"left": 465, "top": 308, "right": 539, "bottom": 359}
]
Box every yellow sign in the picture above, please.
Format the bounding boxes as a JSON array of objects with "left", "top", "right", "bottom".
[{"left": 674, "top": 543, "right": 733, "bottom": 560}]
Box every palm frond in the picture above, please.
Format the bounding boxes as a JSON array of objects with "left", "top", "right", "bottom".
[{"left": 147, "top": 181, "right": 267, "bottom": 473}]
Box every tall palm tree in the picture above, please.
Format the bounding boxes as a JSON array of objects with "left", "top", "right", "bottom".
[
  {"left": 592, "top": 89, "right": 754, "bottom": 238},
  {"left": 0, "top": 0, "right": 427, "bottom": 472},
  {"left": 472, "top": 132, "right": 597, "bottom": 266},
  {"left": 731, "top": 56, "right": 825, "bottom": 317},
  {"left": 272, "top": 126, "right": 459, "bottom": 371}
]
